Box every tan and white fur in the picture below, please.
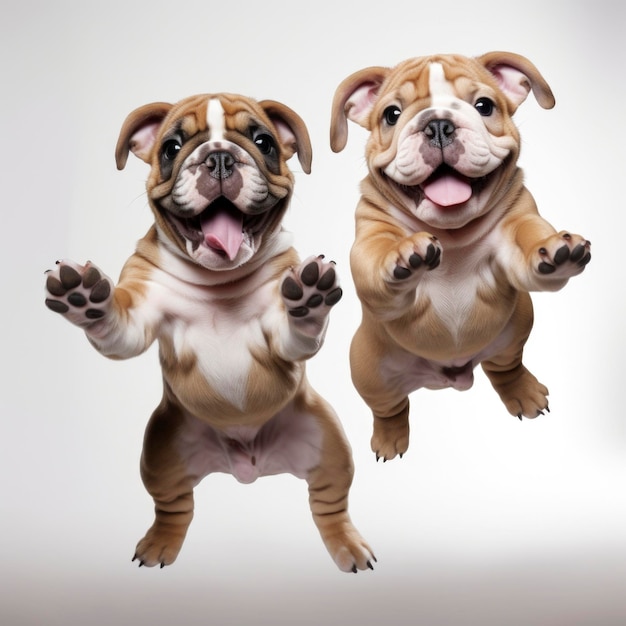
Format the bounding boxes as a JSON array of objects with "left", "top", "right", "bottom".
[
  {"left": 330, "top": 52, "right": 591, "bottom": 461},
  {"left": 45, "top": 93, "right": 374, "bottom": 572}
]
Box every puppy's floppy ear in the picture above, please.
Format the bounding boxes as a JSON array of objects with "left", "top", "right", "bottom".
[
  {"left": 330, "top": 66, "right": 389, "bottom": 153},
  {"left": 478, "top": 51, "right": 555, "bottom": 113},
  {"left": 115, "top": 102, "right": 173, "bottom": 170},
  {"left": 259, "top": 100, "right": 313, "bottom": 175}
]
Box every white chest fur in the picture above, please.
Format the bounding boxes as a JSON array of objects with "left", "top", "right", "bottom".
[
  {"left": 420, "top": 245, "right": 498, "bottom": 342},
  {"left": 145, "top": 267, "right": 278, "bottom": 412}
]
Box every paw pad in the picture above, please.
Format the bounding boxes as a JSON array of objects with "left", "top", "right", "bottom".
[
  {"left": 281, "top": 256, "right": 342, "bottom": 318},
  {"left": 44, "top": 261, "right": 112, "bottom": 322},
  {"left": 393, "top": 239, "right": 441, "bottom": 281},
  {"left": 536, "top": 232, "right": 591, "bottom": 276}
]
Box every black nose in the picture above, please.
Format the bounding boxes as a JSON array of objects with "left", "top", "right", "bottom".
[
  {"left": 206, "top": 151, "right": 235, "bottom": 179},
  {"left": 424, "top": 119, "right": 456, "bottom": 148}
]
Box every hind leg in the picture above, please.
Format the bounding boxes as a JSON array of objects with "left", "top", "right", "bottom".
[
  {"left": 482, "top": 293, "right": 549, "bottom": 419},
  {"left": 350, "top": 326, "right": 411, "bottom": 461},
  {"left": 133, "top": 400, "right": 199, "bottom": 568},
  {"left": 301, "top": 390, "right": 376, "bottom": 572}
]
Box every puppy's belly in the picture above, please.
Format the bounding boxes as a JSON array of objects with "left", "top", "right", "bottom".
[
  {"left": 379, "top": 322, "right": 515, "bottom": 394},
  {"left": 177, "top": 401, "right": 324, "bottom": 485}
]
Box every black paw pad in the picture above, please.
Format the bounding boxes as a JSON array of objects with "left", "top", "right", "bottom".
[
  {"left": 68, "top": 292, "right": 87, "bottom": 307},
  {"left": 538, "top": 261, "right": 556, "bottom": 275},
  {"left": 281, "top": 276, "right": 304, "bottom": 300},
  {"left": 425, "top": 243, "right": 441, "bottom": 268},
  {"left": 393, "top": 266, "right": 412, "bottom": 280},
  {"left": 306, "top": 294, "right": 324, "bottom": 308},
  {"left": 45, "top": 298, "right": 69, "bottom": 314},
  {"left": 324, "top": 287, "right": 343, "bottom": 306},
  {"left": 301, "top": 262, "right": 320, "bottom": 286},
  {"left": 288, "top": 306, "right": 309, "bottom": 318},
  {"left": 89, "top": 279, "right": 111, "bottom": 303},
  {"left": 317, "top": 267, "right": 336, "bottom": 290},
  {"left": 45, "top": 275, "right": 67, "bottom": 297},
  {"left": 59, "top": 265, "right": 82, "bottom": 289},
  {"left": 553, "top": 245, "right": 570, "bottom": 266}
]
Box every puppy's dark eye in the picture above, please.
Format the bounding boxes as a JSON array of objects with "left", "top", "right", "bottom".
[
  {"left": 162, "top": 139, "right": 182, "bottom": 160},
  {"left": 383, "top": 105, "right": 402, "bottom": 126},
  {"left": 474, "top": 97, "right": 495, "bottom": 116},
  {"left": 254, "top": 133, "right": 276, "bottom": 155}
]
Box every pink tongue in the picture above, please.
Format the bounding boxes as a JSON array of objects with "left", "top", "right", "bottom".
[
  {"left": 422, "top": 174, "right": 472, "bottom": 207},
  {"left": 200, "top": 208, "right": 244, "bottom": 261}
]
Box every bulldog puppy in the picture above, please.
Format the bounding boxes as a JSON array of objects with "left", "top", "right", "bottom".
[
  {"left": 330, "top": 52, "right": 591, "bottom": 461},
  {"left": 45, "top": 93, "right": 374, "bottom": 572}
]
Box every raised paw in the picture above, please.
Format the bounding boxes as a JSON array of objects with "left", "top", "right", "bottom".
[
  {"left": 535, "top": 231, "right": 591, "bottom": 279},
  {"left": 281, "top": 255, "right": 342, "bottom": 319},
  {"left": 384, "top": 232, "right": 441, "bottom": 284},
  {"left": 45, "top": 260, "right": 113, "bottom": 327}
]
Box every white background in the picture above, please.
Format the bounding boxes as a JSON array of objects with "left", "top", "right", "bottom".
[{"left": 2, "top": 1, "right": 624, "bottom": 624}]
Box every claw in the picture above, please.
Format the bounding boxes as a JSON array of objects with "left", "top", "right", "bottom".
[
  {"left": 367, "top": 560, "right": 374, "bottom": 570},
  {"left": 518, "top": 413, "right": 523, "bottom": 421},
  {"left": 351, "top": 565, "right": 357, "bottom": 574}
]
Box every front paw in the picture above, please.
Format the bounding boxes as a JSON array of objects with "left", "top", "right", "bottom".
[
  {"left": 281, "top": 255, "right": 342, "bottom": 320},
  {"left": 44, "top": 260, "right": 113, "bottom": 326},
  {"left": 535, "top": 231, "right": 591, "bottom": 279},
  {"left": 384, "top": 232, "right": 441, "bottom": 284}
]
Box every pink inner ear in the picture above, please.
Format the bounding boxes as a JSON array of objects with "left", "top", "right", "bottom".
[
  {"left": 346, "top": 82, "right": 380, "bottom": 125},
  {"left": 489, "top": 64, "right": 532, "bottom": 108},
  {"left": 129, "top": 122, "right": 161, "bottom": 163},
  {"left": 271, "top": 118, "right": 297, "bottom": 156}
]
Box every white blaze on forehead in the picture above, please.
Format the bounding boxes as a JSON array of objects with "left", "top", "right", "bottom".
[
  {"left": 428, "top": 62, "right": 456, "bottom": 108},
  {"left": 206, "top": 98, "right": 226, "bottom": 140}
]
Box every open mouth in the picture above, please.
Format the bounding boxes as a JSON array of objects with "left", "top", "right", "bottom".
[
  {"left": 395, "top": 165, "right": 490, "bottom": 208},
  {"left": 166, "top": 197, "right": 269, "bottom": 261},
  {"left": 421, "top": 166, "right": 473, "bottom": 207}
]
